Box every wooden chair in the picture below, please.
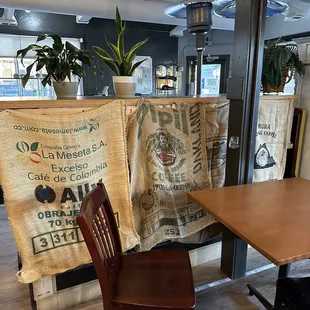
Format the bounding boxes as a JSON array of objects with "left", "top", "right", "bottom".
[{"left": 77, "top": 183, "right": 195, "bottom": 310}]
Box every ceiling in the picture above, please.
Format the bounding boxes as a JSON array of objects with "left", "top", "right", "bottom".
[{"left": 1, "top": 0, "right": 310, "bottom": 32}]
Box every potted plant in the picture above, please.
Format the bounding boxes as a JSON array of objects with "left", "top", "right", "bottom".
[
  {"left": 93, "top": 7, "right": 148, "bottom": 98},
  {"left": 17, "top": 34, "right": 92, "bottom": 98},
  {"left": 262, "top": 39, "right": 305, "bottom": 93}
]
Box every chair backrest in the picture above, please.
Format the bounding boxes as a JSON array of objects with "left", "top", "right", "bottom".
[{"left": 77, "top": 183, "right": 122, "bottom": 310}]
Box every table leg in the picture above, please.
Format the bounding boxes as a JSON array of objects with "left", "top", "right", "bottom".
[
  {"left": 221, "top": 226, "right": 248, "bottom": 279},
  {"left": 278, "top": 264, "right": 291, "bottom": 278}
]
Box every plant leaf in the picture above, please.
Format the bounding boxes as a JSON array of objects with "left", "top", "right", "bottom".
[
  {"left": 125, "top": 38, "right": 149, "bottom": 64},
  {"left": 105, "top": 37, "right": 121, "bottom": 63},
  {"left": 42, "top": 74, "right": 52, "bottom": 87},
  {"left": 31, "top": 142, "right": 39, "bottom": 151},
  {"left": 36, "top": 34, "right": 49, "bottom": 43},
  {"left": 117, "top": 28, "right": 125, "bottom": 59},
  {"left": 37, "top": 34, "right": 62, "bottom": 47},
  {"left": 129, "top": 58, "right": 146, "bottom": 76},
  {"left": 105, "top": 61, "right": 120, "bottom": 75},
  {"left": 36, "top": 59, "right": 45, "bottom": 72},
  {"left": 93, "top": 46, "right": 119, "bottom": 75},
  {"left": 65, "top": 41, "right": 79, "bottom": 54},
  {"left": 79, "top": 51, "right": 92, "bottom": 66},
  {"left": 115, "top": 7, "right": 123, "bottom": 34},
  {"left": 93, "top": 46, "right": 115, "bottom": 62},
  {"left": 22, "top": 61, "right": 37, "bottom": 88},
  {"left": 17, "top": 44, "right": 41, "bottom": 66}
]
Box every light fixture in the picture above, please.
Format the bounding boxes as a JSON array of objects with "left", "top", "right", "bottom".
[
  {"left": 284, "top": 7, "right": 304, "bottom": 22},
  {"left": 186, "top": 2, "right": 213, "bottom": 34},
  {"left": 166, "top": 1, "right": 215, "bottom": 95},
  {"left": 25, "top": 10, "right": 31, "bottom": 13},
  {"left": 214, "top": 0, "right": 289, "bottom": 19}
]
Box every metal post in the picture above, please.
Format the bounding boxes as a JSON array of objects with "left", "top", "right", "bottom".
[
  {"left": 196, "top": 33, "right": 206, "bottom": 96},
  {"left": 221, "top": 226, "right": 248, "bottom": 279},
  {"left": 225, "top": 0, "right": 267, "bottom": 186},
  {"left": 278, "top": 264, "right": 291, "bottom": 278}
]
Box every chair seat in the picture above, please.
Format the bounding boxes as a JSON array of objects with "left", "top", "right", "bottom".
[
  {"left": 113, "top": 248, "right": 195, "bottom": 309},
  {"left": 277, "top": 277, "right": 310, "bottom": 309}
]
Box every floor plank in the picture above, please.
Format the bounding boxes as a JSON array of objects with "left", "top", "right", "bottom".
[{"left": 1, "top": 205, "right": 310, "bottom": 310}]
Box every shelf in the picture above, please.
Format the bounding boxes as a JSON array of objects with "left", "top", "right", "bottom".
[{"left": 156, "top": 76, "right": 177, "bottom": 81}]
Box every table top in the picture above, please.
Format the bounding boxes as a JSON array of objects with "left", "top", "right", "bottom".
[{"left": 189, "top": 178, "right": 310, "bottom": 266}]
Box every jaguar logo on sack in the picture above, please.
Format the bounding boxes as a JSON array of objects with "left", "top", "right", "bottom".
[{"left": 253, "top": 99, "right": 294, "bottom": 182}]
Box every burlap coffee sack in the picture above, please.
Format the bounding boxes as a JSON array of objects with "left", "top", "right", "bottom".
[
  {"left": 205, "top": 102, "right": 229, "bottom": 188},
  {"left": 175, "top": 100, "right": 229, "bottom": 245},
  {"left": 253, "top": 99, "right": 294, "bottom": 182},
  {"left": 127, "top": 101, "right": 215, "bottom": 251},
  {"left": 0, "top": 101, "right": 139, "bottom": 283}
]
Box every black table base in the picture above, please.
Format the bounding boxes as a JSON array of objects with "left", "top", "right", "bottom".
[
  {"left": 220, "top": 225, "right": 293, "bottom": 310},
  {"left": 221, "top": 225, "right": 248, "bottom": 279},
  {"left": 247, "top": 264, "right": 291, "bottom": 310}
]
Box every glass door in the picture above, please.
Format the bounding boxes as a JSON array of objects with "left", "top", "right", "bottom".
[
  {"left": 186, "top": 55, "right": 230, "bottom": 96},
  {"left": 201, "top": 63, "right": 222, "bottom": 95}
]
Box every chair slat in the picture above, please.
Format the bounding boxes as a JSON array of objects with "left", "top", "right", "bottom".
[{"left": 98, "top": 208, "right": 115, "bottom": 257}]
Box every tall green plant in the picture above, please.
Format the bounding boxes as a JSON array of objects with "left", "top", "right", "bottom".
[
  {"left": 262, "top": 39, "right": 305, "bottom": 88},
  {"left": 93, "top": 7, "right": 148, "bottom": 76},
  {"left": 17, "top": 34, "right": 92, "bottom": 88}
]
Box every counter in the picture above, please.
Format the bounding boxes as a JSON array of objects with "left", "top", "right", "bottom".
[
  {"left": 0, "top": 95, "right": 227, "bottom": 110},
  {"left": 0, "top": 94, "right": 298, "bottom": 110}
]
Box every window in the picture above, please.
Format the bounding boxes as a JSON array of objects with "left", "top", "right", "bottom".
[{"left": 0, "top": 34, "right": 83, "bottom": 97}]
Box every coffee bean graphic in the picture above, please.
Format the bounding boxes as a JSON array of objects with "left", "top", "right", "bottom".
[
  {"left": 29, "top": 152, "right": 42, "bottom": 164},
  {"left": 35, "top": 185, "right": 56, "bottom": 203},
  {"left": 16, "top": 141, "right": 30, "bottom": 153}
]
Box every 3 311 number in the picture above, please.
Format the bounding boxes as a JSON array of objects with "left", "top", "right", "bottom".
[
  {"left": 32, "top": 228, "right": 82, "bottom": 255},
  {"left": 39, "top": 231, "right": 77, "bottom": 248}
]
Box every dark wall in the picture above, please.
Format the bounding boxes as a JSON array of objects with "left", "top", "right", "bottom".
[{"left": 0, "top": 10, "right": 178, "bottom": 95}]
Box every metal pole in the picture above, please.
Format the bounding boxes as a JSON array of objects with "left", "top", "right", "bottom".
[
  {"left": 196, "top": 33, "right": 206, "bottom": 96},
  {"left": 196, "top": 49, "right": 203, "bottom": 95},
  {"left": 225, "top": 0, "right": 267, "bottom": 186}
]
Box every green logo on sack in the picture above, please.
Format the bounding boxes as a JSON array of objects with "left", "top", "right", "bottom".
[
  {"left": 88, "top": 118, "right": 100, "bottom": 133},
  {"left": 16, "top": 141, "right": 42, "bottom": 165}
]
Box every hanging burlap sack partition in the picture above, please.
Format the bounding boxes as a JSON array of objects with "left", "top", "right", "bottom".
[
  {"left": 253, "top": 99, "right": 294, "bottom": 182},
  {"left": 205, "top": 102, "right": 229, "bottom": 189},
  {"left": 127, "top": 101, "right": 216, "bottom": 250},
  {"left": 174, "top": 100, "right": 230, "bottom": 245},
  {"left": 0, "top": 101, "right": 139, "bottom": 283}
]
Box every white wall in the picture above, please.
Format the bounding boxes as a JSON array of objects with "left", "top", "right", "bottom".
[
  {"left": 295, "top": 38, "right": 310, "bottom": 180},
  {"left": 178, "top": 29, "right": 234, "bottom": 96},
  {"left": 298, "top": 65, "right": 310, "bottom": 180}
]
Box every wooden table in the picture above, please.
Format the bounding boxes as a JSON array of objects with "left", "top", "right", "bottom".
[{"left": 189, "top": 178, "right": 310, "bottom": 280}]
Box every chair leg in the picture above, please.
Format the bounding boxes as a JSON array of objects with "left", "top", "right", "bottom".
[
  {"left": 274, "top": 286, "right": 296, "bottom": 310},
  {"left": 247, "top": 284, "right": 274, "bottom": 310}
]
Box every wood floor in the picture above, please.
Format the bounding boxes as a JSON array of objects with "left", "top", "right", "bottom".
[{"left": 1, "top": 205, "right": 310, "bottom": 310}]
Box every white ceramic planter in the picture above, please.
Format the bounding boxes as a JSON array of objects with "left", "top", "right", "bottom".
[
  {"left": 53, "top": 81, "right": 79, "bottom": 98},
  {"left": 113, "top": 76, "right": 136, "bottom": 98}
]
